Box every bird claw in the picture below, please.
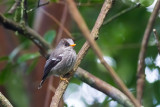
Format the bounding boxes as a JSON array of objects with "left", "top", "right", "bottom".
[{"left": 60, "top": 76, "right": 69, "bottom": 83}]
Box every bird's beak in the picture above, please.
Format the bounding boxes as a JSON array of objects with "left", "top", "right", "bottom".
[{"left": 70, "top": 44, "right": 76, "bottom": 47}]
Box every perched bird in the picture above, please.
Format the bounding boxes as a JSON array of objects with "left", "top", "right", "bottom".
[{"left": 38, "top": 38, "right": 77, "bottom": 89}]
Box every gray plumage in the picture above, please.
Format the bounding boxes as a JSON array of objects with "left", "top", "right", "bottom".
[{"left": 38, "top": 38, "right": 77, "bottom": 89}]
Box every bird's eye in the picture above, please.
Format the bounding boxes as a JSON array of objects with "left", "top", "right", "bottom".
[{"left": 64, "top": 42, "right": 70, "bottom": 46}]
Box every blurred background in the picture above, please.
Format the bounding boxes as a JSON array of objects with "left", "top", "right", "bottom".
[{"left": 0, "top": 0, "right": 159, "bottom": 107}]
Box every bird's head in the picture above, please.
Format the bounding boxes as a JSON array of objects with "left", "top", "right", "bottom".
[{"left": 57, "top": 38, "right": 76, "bottom": 49}]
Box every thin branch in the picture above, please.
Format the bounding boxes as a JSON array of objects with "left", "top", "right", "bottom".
[
  {"left": 27, "top": 1, "right": 49, "bottom": 13},
  {"left": 58, "top": 0, "right": 103, "bottom": 6},
  {"left": 40, "top": 8, "right": 73, "bottom": 39},
  {"left": 8, "top": 0, "right": 21, "bottom": 14},
  {"left": 66, "top": 0, "right": 140, "bottom": 107},
  {"left": 103, "top": 3, "right": 140, "bottom": 25},
  {"left": 44, "top": 76, "right": 54, "bottom": 107},
  {"left": 136, "top": 0, "right": 160, "bottom": 103},
  {"left": 153, "top": 29, "right": 160, "bottom": 54},
  {"left": 50, "top": 81, "right": 67, "bottom": 107},
  {"left": 0, "top": 13, "right": 51, "bottom": 58},
  {"left": 20, "top": 0, "right": 28, "bottom": 25},
  {"left": 0, "top": 92, "right": 13, "bottom": 107},
  {"left": 37, "top": 0, "right": 49, "bottom": 7},
  {"left": 75, "top": 67, "right": 134, "bottom": 107},
  {"left": 49, "top": 0, "right": 126, "bottom": 107},
  {"left": 56, "top": 3, "right": 68, "bottom": 43}
]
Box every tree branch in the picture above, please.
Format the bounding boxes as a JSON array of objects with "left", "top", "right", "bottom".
[
  {"left": 66, "top": 0, "right": 140, "bottom": 107},
  {"left": 37, "top": 0, "right": 49, "bottom": 7},
  {"left": 0, "top": 92, "right": 13, "bottom": 107},
  {"left": 0, "top": 13, "right": 51, "bottom": 58},
  {"left": 153, "top": 29, "right": 160, "bottom": 54},
  {"left": 75, "top": 67, "right": 134, "bottom": 107},
  {"left": 8, "top": 0, "right": 21, "bottom": 14},
  {"left": 20, "top": 0, "right": 28, "bottom": 25},
  {"left": 103, "top": 3, "right": 140, "bottom": 25},
  {"left": 40, "top": 8, "right": 73, "bottom": 39},
  {"left": 56, "top": 3, "right": 68, "bottom": 43},
  {"left": 136, "top": 0, "right": 160, "bottom": 103}
]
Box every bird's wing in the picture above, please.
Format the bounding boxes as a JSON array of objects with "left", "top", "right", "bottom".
[
  {"left": 43, "top": 56, "right": 62, "bottom": 80},
  {"left": 38, "top": 56, "right": 62, "bottom": 89}
]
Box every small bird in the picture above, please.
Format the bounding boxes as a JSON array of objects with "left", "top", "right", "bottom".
[{"left": 38, "top": 38, "right": 77, "bottom": 89}]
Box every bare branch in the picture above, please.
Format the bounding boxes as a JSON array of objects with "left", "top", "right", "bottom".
[
  {"left": 0, "top": 92, "right": 13, "bottom": 107},
  {"left": 50, "top": 81, "right": 68, "bottom": 107},
  {"left": 40, "top": 8, "right": 73, "bottom": 39},
  {"left": 136, "top": 0, "right": 160, "bottom": 103},
  {"left": 0, "top": 13, "right": 51, "bottom": 58},
  {"left": 8, "top": 0, "right": 21, "bottom": 14},
  {"left": 103, "top": 3, "right": 140, "bottom": 25},
  {"left": 153, "top": 29, "right": 160, "bottom": 54},
  {"left": 56, "top": 3, "right": 68, "bottom": 43},
  {"left": 37, "top": 0, "right": 49, "bottom": 7},
  {"left": 75, "top": 67, "right": 134, "bottom": 107},
  {"left": 27, "top": 1, "right": 49, "bottom": 12},
  {"left": 20, "top": 0, "right": 28, "bottom": 25},
  {"left": 58, "top": 0, "right": 103, "bottom": 6},
  {"left": 66, "top": 0, "right": 140, "bottom": 107},
  {"left": 44, "top": 76, "right": 54, "bottom": 107}
]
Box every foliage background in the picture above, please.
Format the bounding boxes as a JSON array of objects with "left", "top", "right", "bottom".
[{"left": 0, "top": 0, "right": 159, "bottom": 107}]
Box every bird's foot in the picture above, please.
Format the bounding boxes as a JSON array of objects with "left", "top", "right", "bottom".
[{"left": 60, "top": 76, "right": 69, "bottom": 83}]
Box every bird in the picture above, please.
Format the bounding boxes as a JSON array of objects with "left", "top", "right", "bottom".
[{"left": 38, "top": 38, "right": 77, "bottom": 89}]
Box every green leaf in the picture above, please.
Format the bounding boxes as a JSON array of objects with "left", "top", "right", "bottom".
[
  {"left": 0, "top": 69, "right": 10, "bottom": 84},
  {"left": 0, "top": 63, "right": 13, "bottom": 84},
  {"left": 0, "top": 56, "right": 9, "bottom": 61},
  {"left": 44, "top": 30, "right": 56, "bottom": 44},
  {"left": 140, "top": 0, "right": 154, "bottom": 7},
  {"left": 26, "top": 58, "right": 38, "bottom": 74},
  {"left": 18, "top": 52, "right": 40, "bottom": 63}
]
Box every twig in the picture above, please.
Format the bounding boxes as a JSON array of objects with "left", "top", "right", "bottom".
[
  {"left": 8, "top": 0, "right": 21, "bottom": 14},
  {"left": 56, "top": 3, "right": 68, "bottom": 43},
  {"left": 44, "top": 76, "right": 54, "bottom": 107},
  {"left": 0, "top": 92, "right": 13, "bottom": 107},
  {"left": 75, "top": 67, "right": 134, "bottom": 107},
  {"left": 27, "top": 1, "right": 49, "bottom": 13},
  {"left": 103, "top": 3, "right": 140, "bottom": 25},
  {"left": 37, "top": 0, "right": 49, "bottom": 7},
  {"left": 58, "top": 0, "right": 103, "bottom": 6},
  {"left": 50, "top": 0, "right": 132, "bottom": 107},
  {"left": 20, "top": 0, "right": 28, "bottom": 25},
  {"left": 66, "top": 0, "right": 140, "bottom": 107},
  {"left": 153, "top": 29, "right": 160, "bottom": 54},
  {"left": 136, "top": 0, "right": 160, "bottom": 103},
  {"left": 0, "top": 13, "right": 51, "bottom": 58},
  {"left": 40, "top": 8, "right": 73, "bottom": 39}
]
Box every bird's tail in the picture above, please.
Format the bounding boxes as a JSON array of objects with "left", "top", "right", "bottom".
[{"left": 38, "top": 80, "right": 44, "bottom": 89}]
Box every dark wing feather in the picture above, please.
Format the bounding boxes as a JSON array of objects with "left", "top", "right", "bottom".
[{"left": 38, "top": 56, "right": 62, "bottom": 89}]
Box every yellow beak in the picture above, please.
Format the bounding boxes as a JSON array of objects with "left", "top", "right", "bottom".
[{"left": 70, "top": 44, "right": 76, "bottom": 47}]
